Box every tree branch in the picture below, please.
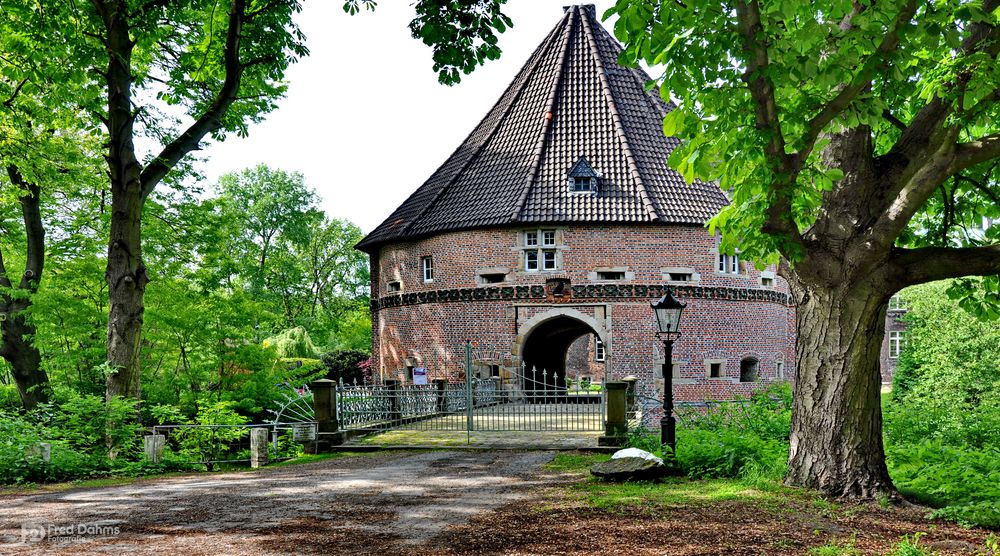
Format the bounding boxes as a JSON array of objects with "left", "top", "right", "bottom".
[
  {"left": 2, "top": 78, "right": 29, "bottom": 109},
  {"left": 138, "top": 0, "right": 247, "bottom": 198},
  {"left": 950, "top": 134, "right": 1000, "bottom": 174},
  {"left": 892, "top": 244, "right": 1000, "bottom": 287},
  {"left": 796, "top": 0, "right": 917, "bottom": 162},
  {"left": 735, "top": 0, "right": 802, "bottom": 247},
  {"left": 6, "top": 166, "right": 44, "bottom": 293}
]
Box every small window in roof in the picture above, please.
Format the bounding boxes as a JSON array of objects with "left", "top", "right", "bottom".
[{"left": 568, "top": 156, "right": 600, "bottom": 193}]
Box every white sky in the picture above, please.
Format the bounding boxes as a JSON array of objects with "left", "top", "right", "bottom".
[{"left": 198, "top": 0, "right": 620, "bottom": 233}]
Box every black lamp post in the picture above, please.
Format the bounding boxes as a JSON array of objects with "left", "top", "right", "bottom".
[{"left": 651, "top": 289, "right": 686, "bottom": 455}]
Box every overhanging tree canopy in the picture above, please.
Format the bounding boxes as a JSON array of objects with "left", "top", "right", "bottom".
[{"left": 607, "top": 0, "right": 1000, "bottom": 498}]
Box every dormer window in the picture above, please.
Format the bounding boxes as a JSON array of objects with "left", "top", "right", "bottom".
[{"left": 567, "top": 156, "right": 600, "bottom": 193}]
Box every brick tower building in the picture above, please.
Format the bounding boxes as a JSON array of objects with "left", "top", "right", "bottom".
[{"left": 356, "top": 4, "right": 796, "bottom": 402}]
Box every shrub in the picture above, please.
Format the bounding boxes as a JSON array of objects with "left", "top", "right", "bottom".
[
  {"left": 676, "top": 428, "right": 787, "bottom": 480},
  {"left": 0, "top": 410, "right": 95, "bottom": 484},
  {"left": 0, "top": 383, "right": 21, "bottom": 410},
  {"left": 166, "top": 401, "right": 250, "bottom": 471},
  {"left": 320, "top": 349, "right": 371, "bottom": 384}
]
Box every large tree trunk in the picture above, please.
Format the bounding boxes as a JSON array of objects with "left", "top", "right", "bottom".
[
  {"left": 105, "top": 189, "right": 147, "bottom": 400},
  {"left": 0, "top": 302, "right": 50, "bottom": 410},
  {"left": 0, "top": 167, "right": 50, "bottom": 410},
  {"left": 101, "top": 3, "right": 147, "bottom": 401},
  {"left": 784, "top": 267, "right": 895, "bottom": 498}
]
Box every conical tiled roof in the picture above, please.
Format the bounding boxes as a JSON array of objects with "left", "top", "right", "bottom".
[{"left": 357, "top": 4, "right": 729, "bottom": 252}]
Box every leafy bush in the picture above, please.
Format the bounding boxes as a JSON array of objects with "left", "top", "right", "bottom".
[
  {"left": 165, "top": 401, "right": 250, "bottom": 471},
  {"left": 676, "top": 428, "right": 787, "bottom": 480},
  {"left": 49, "top": 392, "right": 143, "bottom": 459},
  {"left": 0, "top": 383, "right": 21, "bottom": 410},
  {"left": 627, "top": 385, "right": 791, "bottom": 481},
  {"left": 0, "top": 410, "right": 95, "bottom": 484},
  {"left": 320, "top": 349, "right": 371, "bottom": 384}
]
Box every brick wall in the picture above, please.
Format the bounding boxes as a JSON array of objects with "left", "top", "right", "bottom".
[
  {"left": 368, "top": 224, "right": 796, "bottom": 402},
  {"left": 880, "top": 309, "right": 907, "bottom": 384}
]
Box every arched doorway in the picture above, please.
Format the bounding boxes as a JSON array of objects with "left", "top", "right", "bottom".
[{"left": 516, "top": 309, "right": 609, "bottom": 394}]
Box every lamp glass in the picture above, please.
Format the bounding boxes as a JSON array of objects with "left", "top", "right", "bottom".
[{"left": 651, "top": 291, "right": 686, "bottom": 335}]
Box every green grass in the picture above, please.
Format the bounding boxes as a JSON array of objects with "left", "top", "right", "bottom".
[
  {"left": 545, "top": 453, "right": 810, "bottom": 514},
  {"left": 809, "top": 536, "right": 862, "bottom": 556}
]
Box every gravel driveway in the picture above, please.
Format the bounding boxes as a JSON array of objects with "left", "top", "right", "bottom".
[{"left": 0, "top": 450, "right": 558, "bottom": 555}]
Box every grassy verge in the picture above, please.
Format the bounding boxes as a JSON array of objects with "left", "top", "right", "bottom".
[{"left": 545, "top": 453, "right": 811, "bottom": 515}]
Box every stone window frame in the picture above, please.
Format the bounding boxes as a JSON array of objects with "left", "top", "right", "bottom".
[
  {"left": 717, "top": 252, "right": 740, "bottom": 275},
  {"left": 661, "top": 266, "right": 700, "bottom": 284},
  {"left": 705, "top": 358, "right": 727, "bottom": 379},
  {"left": 888, "top": 331, "right": 903, "bottom": 358},
  {"left": 775, "top": 360, "right": 786, "bottom": 380},
  {"left": 760, "top": 270, "right": 776, "bottom": 287},
  {"left": 588, "top": 266, "right": 635, "bottom": 282},
  {"left": 421, "top": 256, "right": 434, "bottom": 283},
  {"left": 520, "top": 228, "right": 563, "bottom": 272},
  {"left": 386, "top": 280, "right": 402, "bottom": 293},
  {"left": 476, "top": 267, "right": 509, "bottom": 286}
]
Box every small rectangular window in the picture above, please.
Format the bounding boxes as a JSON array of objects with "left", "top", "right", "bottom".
[
  {"left": 524, "top": 231, "right": 538, "bottom": 246},
  {"left": 761, "top": 276, "right": 774, "bottom": 287},
  {"left": 597, "top": 271, "right": 626, "bottom": 280},
  {"left": 386, "top": 281, "right": 401, "bottom": 292},
  {"left": 595, "top": 338, "right": 605, "bottom": 362},
  {"left": 542, "top": 250, "right": 557, "bottom": 270},
  {"left": 479, "top": 272, "right": 506, "bottom": 284},
  {"left": 718, "top": 253, "right": 739, "bottom": 274},
  {"left": 668, "top": 272, "right": 692, "bottom": 282},
  {"left": 889, "top": 295, "right": 905, "bottom": 311},
  {"left": 421, "top": 256, "right": 433, "bottom": 282},
  {"left": 525, "top": 251, "right": 539, "bottom": 271},
  {"left": 541, "top": 230, "right": 556, "bottom": 246},
  {"left": 571, "top": 177, "right": 592, "bottom": 191},
  {"left": 709, "top": 362, "right": 723, "bottom": 378},
  {"left": 889, "top": 331, "right": 903, "bottom": 358}
]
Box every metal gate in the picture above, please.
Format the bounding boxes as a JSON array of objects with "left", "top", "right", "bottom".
[{"left": 335, "top": 342, "right": 606, "bottom": 434}]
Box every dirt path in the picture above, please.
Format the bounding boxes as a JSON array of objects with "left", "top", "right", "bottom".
[{"left": 0, "top": 450, "right": 558, "bottom": 555}]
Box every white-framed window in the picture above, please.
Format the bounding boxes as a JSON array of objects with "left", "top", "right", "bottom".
[
  {"left": 889, "top": 295, "right": 906, "bottom": 311},
  {"left": 522, "top": 229, "right": 560, "bottom": 271},
  {"left": 386, "top": 280, "right": 401, "bottom": 292},
  {"left": 421, "top": 256, "right": 433, "bottom": 282},
  {"left": 718, "top": 253, "right": 740, "bottom": 274},
  {"left": 595, "top": 338, "right": 605, "bottom": 362},
  {"left": 525, "top": 251, "right": 539, "bottom": 271},
  {"left": 542, "top": 250, "right": 557, "bottom": 270},
  {"left": 889, "top": 331, "right": 903, "bottom": 358}
]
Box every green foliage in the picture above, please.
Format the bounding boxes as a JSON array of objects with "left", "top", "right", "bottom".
[
  {"left": 627, "top": 385, "right": 791, "bottom": 481},
  {"left": 343, "top": 0, "right": 512, "bottom": 85},
  {"left": 606, "top": 0, "right": 1000, "bottom": 265},
  {"left": 264, "top": 327, "right": 319, "bottom": 359},
  {"left": 887, "top": 282, "right": 1000, "bottom": 449},
  {"left": 888, "top": 534, "right": 932, "bottom": 556},
  {"left": 165, "top": 401, "right": 250, "bottom": 471},
  {"left": 49, "top": 392, "right": 143, "bottom": 459}
]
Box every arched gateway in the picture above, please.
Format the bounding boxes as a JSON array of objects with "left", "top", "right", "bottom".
[
  {"left": 356, "top": 4, "right": 797, "bottom": 433},
  {"left": 516, "top": 308, "right": 609, "bottom": 391}
]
